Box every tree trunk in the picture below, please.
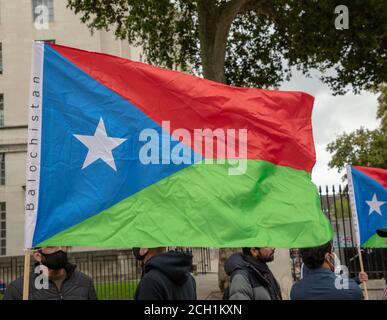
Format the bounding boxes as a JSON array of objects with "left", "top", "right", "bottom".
[
  {"left": 196, "top": 0, "right": 250, "bottom": 292},
  {"left": 197, "top": 0, "right": 249, "bottom": 83},
  {"left": 197, "top": 1, "right": 225, "bottom": 83}
]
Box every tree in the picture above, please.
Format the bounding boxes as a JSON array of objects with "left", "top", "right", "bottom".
[
  {"left": 327, "top": 85, "right": 387, "bottom": 173},
  {"left": 67, "top": 0, "right": 387, "bottom": 93},
  {"left": 67, "top": 0, "right": 387, "bottom": 291}
]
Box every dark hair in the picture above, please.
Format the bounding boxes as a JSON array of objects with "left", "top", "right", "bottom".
[
  {"left": 299, "top": 241, "right": 333, "bottom": 269},
  {"left": 242, "top": 247, "right": 261, "bottom": 256},
  {"left": 242, "top": 248, "right": 251, "bottom": 255}
]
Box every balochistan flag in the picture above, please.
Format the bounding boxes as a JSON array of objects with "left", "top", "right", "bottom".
[
  {"left": 24, "top": 41, "right": 332, "bottom": 249},
  {"left": 347, "top": 165, "right": 387, "bottom": 248}
]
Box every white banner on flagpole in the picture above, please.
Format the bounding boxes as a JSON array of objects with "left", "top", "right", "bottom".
[
  {"left": 24, "top": 41, "right": 44, "bottom": 249},
  {"left": 346, "top": 165, "right": 361, "bottom": 247}
]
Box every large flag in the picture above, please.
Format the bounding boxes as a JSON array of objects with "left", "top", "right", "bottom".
[
  {"left": 347, "top": 165, "right": 387, "bottom": 248},
  {"left": 24, "top": 41, "right": 332, "bottom": 249}
]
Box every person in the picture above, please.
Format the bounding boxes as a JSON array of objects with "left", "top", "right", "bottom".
[
  {"left": 383, "top": 277, "right": 387, "bottom": 300},
  {"left": 290, "top": 241, "right": 368, "bottom": 300},
  {"left": 3, "top": 246, "right": 97, "bottom": 300},
  {"left": 224, "top": 247, "right": 282, "bottom": 300},
  {"left": 133, "top": 247, "right": 197, "bottom": 300}
]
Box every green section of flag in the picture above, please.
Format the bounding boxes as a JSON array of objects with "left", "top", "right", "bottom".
[
  {"left": 363, "top": 233, "right": 387, "bottom": 248},
  {"left": 39, "top": 160, "right": 333, "bottom": 248}
]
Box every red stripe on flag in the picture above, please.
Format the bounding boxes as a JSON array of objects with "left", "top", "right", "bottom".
[
  {"left": 353, "top": 166, "right": 387, "bottom": 188},
  {"left": 49, "top": 43, "right": 316, "bottom": 172}
]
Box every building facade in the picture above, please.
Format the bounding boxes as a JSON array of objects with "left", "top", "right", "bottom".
[{"left": 0, "top": 0, "right": 142, "bottom": 256}]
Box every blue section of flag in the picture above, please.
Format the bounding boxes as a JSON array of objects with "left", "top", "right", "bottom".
[
  {"left": 351, "top": 167, "right": 387, "bottom": 245},
  {"left": 33, "top": 44, "right": 201, "bottom": 246}
]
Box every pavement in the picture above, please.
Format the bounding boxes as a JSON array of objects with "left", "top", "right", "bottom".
[
  {"left": 361, "top": 279, "right": 386, "bottom": 300},
  {"left": 194, "top": 272, "right": 223, "bottom": 300}
]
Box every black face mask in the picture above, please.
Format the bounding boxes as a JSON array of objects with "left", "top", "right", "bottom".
[
  {"left": 132, "top": 248, "right": 146, "bottom": 261},
  {"left": 40, "top": 250, "right": 68, "bottom": 270}
]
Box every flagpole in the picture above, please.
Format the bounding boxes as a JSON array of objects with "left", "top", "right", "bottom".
[
  {"left": 356, "top": 246, "right": 369, "bottom": 300},
  {"left": 22, "top": 250, "right": 31, "bottom": 300},
  {"left": 347, "top": 165, "right": 369, "bottom": 300}
]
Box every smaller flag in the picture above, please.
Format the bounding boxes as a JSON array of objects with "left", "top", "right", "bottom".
[{"left": 347, "top": 165, "right": 387, "bottom": 248}]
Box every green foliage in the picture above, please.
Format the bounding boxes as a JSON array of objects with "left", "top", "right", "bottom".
[
  {"left": 67, "top": 0, "right": 387, "bottom": 93},
  {"left": 376, "top": 85, "right": 387, "bottom": 131},
  {"left": 327, "top": 85, "right": 387, "bottom": 173},
  {"left": 224, "top": 9, "right": 289, "bottom": 87},
  {"left": 327, "top": 128, "right": 387, "bottom": 172},
  {"left": 68, "top": 0, "right": 200, "bottom": 72}
]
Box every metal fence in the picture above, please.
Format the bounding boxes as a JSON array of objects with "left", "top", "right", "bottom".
[
  {"left": 290, "top": 185, "right": 387, "bottom": 282},
  {"left": 71, "top": 250, "right": 141, "bottom": 299},
  {"left": 0, "top": 248, "right": 211, "bottom": 299},
  {"left": 1, "top": 186, "right": 386, "bottom": 299},
  {"left": 188, "top": 247, "right": 212, "bottom": 274}
]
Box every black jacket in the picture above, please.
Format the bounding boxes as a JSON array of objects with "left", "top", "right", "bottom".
[
  {"left": 3, "top": 263, "right": 97, "bottom": 300},
  {"left": 135, "top": 251, "right": 197, "bottom": 300},
  {"left": 225, "top": 253, "right": 282, "bottom": 300}
]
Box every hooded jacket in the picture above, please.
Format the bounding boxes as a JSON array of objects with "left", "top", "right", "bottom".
[
  {"left": 134, "top": 251, "right": 197, "bottom": 300},
  {"left": 3, "top": 263, "right": 97, "bottom": 300},
  {"left": 225, "top": 253, "right": 282, "bottom": 300}
]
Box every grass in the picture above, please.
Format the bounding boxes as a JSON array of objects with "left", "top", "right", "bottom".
[{"left": 95, "top": 280, "right": 138, "bottom": 300}]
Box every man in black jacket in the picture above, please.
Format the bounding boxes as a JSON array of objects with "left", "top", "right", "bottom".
[
  {"left": 133, "top": 247, "right": 197, "bottom": 300},
  {"left": 3, "top": 247, "right": 97, "bottom": 300},
  {"left": 224, "top": 247, "right": 282, "bottom": 300}
]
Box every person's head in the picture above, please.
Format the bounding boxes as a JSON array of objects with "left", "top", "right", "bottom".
[
  {"left": 132, "top": 247, "right": 166, "bottom": 264},
  {"left": 242, "top": 247, "right": 275, "bottom": 263},
  {"left": 299, "top": 241, "right": 335, "bottom": 271},
  {"left": 32, "top": 246, "right": 69, "bottom": 271}
]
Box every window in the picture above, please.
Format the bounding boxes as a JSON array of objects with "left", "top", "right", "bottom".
[
  {"left": 0, "top": 94, "right": 3, "bottom": 127},
  {"left": 32, "top": 0, "right": 54, "bottom": 23},
  {"left": 0, "top": 202, "right": 5, "bottom": 256},
  {"left": 0, "top": 154, "right": 4, "bottom": 185},
  {"left": 0, "top": 43, "right": 2, "bottom": 74},
  {"left": 37, "top": 39, "right": 55, "bottom": 44}
]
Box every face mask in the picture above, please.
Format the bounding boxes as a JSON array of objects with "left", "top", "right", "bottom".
[
  {"left": 132, "top": 248, "right": 146, "bottom": 261},
  {"left": 40, "top": 250, "right": 68, "bottom": 270}
]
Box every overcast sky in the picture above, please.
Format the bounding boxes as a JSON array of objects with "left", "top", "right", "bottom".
[{"left": 279, "top": 70, "right": 379, "bottom": 188}]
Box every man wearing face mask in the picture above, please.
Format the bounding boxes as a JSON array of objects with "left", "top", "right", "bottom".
[
  {"left": 133, "top": 247, "right": 197, "bottom": 300},
  {"left": 224, "top": 247, "right": 282, "bottom": 300},
  {"left": 3, "top": 247, "right": 97, "bottom": 300},
  {"left": 290, "top": 241, "right": 368, "bottom": 300}
]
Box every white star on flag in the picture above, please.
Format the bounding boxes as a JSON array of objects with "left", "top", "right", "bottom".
[
  {"left": 365, "top": 193, "right": 386, "bottom": 216},
  {"left": 74, "top": 117, "right": 127, "bottom": 171}
]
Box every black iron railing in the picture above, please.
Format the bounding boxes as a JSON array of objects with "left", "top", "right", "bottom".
[
  {"left": 0, "top": 248, "right": 212, "bottom": 299},
  {"left": 290, "top": 185, "right": 387, "bottom": 281}
]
